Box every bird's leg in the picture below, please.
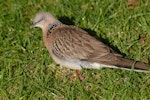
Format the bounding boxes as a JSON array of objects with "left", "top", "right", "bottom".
[
  {"left": 77, "top": 70, "right": 84, "bottom": 80},
  {"left": 77, "top": 70, "right": 81, "bottom": 77}
]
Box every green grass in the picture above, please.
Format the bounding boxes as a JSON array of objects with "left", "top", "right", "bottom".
[{"left": 0, "top": 0, "right": 150, "bottom": 99}]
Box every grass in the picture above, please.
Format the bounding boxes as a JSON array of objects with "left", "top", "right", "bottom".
[{"left": 0, "top": 0, "right": 150, "bottom": 99}]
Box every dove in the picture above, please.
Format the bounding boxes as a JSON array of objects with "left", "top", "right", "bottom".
[{"left": 31, "top": 12, "right": 149, "bottom": 74}]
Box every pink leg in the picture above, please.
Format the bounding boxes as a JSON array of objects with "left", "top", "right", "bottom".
[
  {"left": 77, "top": 70, "right": 84, "bottom": 80},
  {"left": 77, "top": 70, "right": 81, "bottom": 77}
]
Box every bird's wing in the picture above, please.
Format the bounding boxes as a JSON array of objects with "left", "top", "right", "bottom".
[{"left": 50, "top": 25, "right": 122, "bottom": 63}]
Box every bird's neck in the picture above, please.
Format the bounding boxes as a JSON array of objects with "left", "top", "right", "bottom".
[{"left": 46, "top": 20, "right": 61, "bottom": 36}]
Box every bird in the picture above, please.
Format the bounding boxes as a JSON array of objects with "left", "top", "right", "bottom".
[{"left": 31, "top": 12, "right": 149, "bottom": 74}]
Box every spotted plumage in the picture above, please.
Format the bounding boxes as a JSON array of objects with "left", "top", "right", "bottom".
[{"left": 31, "top": 12, "right": 150, "bottom": 72}]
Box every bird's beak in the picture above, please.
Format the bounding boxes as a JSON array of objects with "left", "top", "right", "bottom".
[{"left": 30, "top": 24, "right": 35, "bottom": 29}]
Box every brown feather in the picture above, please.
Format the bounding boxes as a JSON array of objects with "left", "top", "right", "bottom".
[
  {"left": 32, "top": 12, "right": 150, "bottom": 71},
  {"left": 45, "top": 25, "right": 149, "bottom": 71}
]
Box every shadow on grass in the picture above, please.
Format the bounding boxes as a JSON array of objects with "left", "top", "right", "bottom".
[
  {"left": 58, "top": 16, "right": 75, "bottom": 25},
  {"left": 58, "top": 16, "right": 125, "bottom": 56}
]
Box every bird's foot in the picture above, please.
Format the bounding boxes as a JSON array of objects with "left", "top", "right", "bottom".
[{"left": 77, "top": 70, "right": 85, "bottom": 81}]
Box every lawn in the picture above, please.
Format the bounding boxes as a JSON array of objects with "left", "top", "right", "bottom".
[{"left": 0, "top": 0, "right": 150, "bottom": 99}]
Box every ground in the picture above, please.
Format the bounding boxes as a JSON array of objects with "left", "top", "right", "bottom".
[{"left": 0, "top": 0, "right": 150, "bottom": 99}]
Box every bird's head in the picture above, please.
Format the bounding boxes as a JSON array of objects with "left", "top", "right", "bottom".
[{"left": 31, "top": 12, "right": 58, "bottom": 30}]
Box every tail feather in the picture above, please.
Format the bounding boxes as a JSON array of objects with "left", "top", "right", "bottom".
[{"left": 115, "top": 57, "right": 150, "bottom": 72}]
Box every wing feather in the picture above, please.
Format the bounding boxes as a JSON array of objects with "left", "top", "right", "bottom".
[{"left": 50, "top": 25, "right": 122, "bottom": 64}]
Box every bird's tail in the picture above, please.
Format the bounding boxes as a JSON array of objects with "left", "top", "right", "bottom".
[{"left": 115, "top": 57, "right": 150, "bottom": 72}]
